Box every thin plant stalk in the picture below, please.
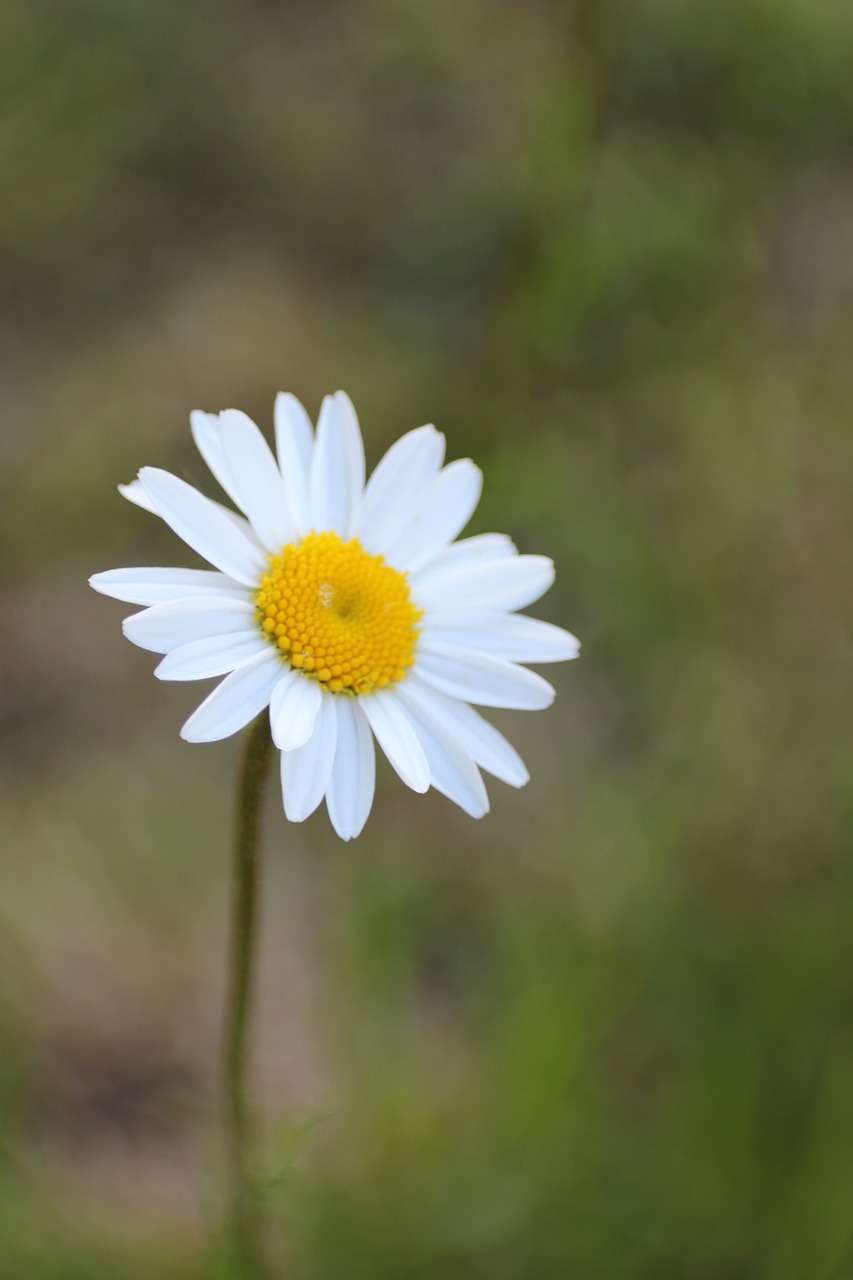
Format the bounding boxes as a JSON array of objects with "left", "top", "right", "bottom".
[{"left": 224, "top": 713, "right": 273, "bottom": 1275}]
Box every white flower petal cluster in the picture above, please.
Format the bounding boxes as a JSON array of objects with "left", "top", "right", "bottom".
[{"left": 91, "top": 392, "right": 579, "bottom": 840}]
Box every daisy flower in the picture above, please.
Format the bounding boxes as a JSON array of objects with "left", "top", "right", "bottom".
[{"left": 90, "top": 393, "right": 579, "bottom": 839}]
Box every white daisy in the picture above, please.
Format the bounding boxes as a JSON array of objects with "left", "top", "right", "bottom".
[{"left": 90, "top": 393, "right": 579, "bottom": 840}]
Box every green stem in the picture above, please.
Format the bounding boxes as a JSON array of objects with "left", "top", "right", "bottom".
[{"left": 224, "top": 713, "right": 273, "bottom": 1276}]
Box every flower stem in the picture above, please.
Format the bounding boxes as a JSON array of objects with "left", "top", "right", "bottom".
[{"left": 224, "top": 712, "right": 273, "bottom": 1276}]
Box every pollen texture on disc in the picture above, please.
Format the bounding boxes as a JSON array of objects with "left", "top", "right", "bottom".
[{"left": 254, "top": 532, "right": 421, "bottom": 694}]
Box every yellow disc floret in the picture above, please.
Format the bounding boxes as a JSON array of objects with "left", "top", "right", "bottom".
[{"left": 254, "top": 531, "right": 422, "bottom": 695}]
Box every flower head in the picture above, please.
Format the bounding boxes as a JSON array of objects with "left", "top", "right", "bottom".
[{"left": 90, "top": 393, "right": 579, "bottom": 839}]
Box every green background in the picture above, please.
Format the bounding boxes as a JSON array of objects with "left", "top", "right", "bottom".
[{"left": 1, "top": 1, "right": 852, "bottom": 1275}]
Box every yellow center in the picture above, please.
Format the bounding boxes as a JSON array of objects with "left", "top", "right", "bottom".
[{"left": 254, "top": 531, "right": 422, "bottom": 695}]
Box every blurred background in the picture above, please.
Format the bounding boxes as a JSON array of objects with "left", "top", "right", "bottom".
[{"left": 1, "top": 0, "right": 852, "bottom": 1276}]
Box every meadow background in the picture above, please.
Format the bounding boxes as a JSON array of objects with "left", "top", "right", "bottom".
[{"left": 1, "top": 1, "right": 852, "bottom": 1276}]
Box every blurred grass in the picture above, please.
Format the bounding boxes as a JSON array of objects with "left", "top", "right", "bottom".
[{"left": 1, "top": 0, "right": 853, "bottom": 1276}]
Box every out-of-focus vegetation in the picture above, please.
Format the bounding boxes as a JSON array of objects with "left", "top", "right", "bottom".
[{"left": 1, "top": 0, "right": 853, "bottom": 1275}]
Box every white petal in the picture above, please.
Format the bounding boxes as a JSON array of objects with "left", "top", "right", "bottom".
[
  {"left": 122, "top": 596, "right": 256, "bottom": 654},
  {"left": 351, "top": 425, "right": 445, "bottom": 555},
  {"left": 394, "top": 688, "right": 489, "bottom": 818},
  {"left": 269, "top": 671, "right": 322, "bottom": 751},
  {"left": 361, "top": 691, "right": 430, "bottom": 793},
  {"left": 153, "top": 480, "right": 267, "bottom": 549},
  {"left": 139, "top": 467, "right": 266, "bottom": 586},
  {"left": 190, "top": 410, "right": 243, "bottom": 508},
  {"left": 404, "top": 675, "right": 528, "bottom": 787},
  {"left": 414, "top": 555, "right": 555, "bottom": 614},
  {"left": 280, "top": 691, "right": 338, "bottom": 822},
  {"left": 334, "top": 392, "right": 366, "bottom": 525},
  {"left": 219, "top": 408, "right": 294, "bottom": 549},
  {"left": 274, "top": 393, "right": 314, "bottom": 537},
  {"left": 414, "top": 648, "right": 555, "bottom": 710},
  {"left": 420, "top": 614, "right": 580, "bottom": 664},
  {"left": 415, "top": 533, "right": 516, "bottom": 577},
  {"left": 325, "top": 698, "right": 376, "bottom": 840},
  {"left": 385, "top": 459, "right": 483, "bottom": 574},
  {"left": 89, "top": 567, "right": 248, "bottom": 606},
  {"left": 154, "top": 632, "right": 268, "bottom": 681},
  {"left": 180, "top": 650, "right": 281, "bottom": 743},
  {"left": 308, "top": 394, "right": 365, "bottom": 536},
  {"left": 119, "top": 479, "right": 157, "bottom": 512}
]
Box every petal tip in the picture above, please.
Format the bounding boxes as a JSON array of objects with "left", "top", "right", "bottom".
[
  {"left": 275, "top": 390, "right": 307, "bottom": 414},
  {"left": 118, "top": 479, "right": 157, "bottom": 512}
]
